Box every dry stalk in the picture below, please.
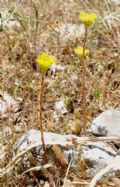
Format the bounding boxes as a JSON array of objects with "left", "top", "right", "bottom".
[
  {"left": 40, "top": 75, "right": 47, "bottom": 162},
  {"left": 81, "top": 26, "right": 88, "bottom": 129}
]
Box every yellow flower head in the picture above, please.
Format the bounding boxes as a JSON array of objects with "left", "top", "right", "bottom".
[
  {"left": 79, "top": 11, "right": 97, "bottom": 26},
  {"left": 74, "top": 45, "right": 89, "bottom": 57},
  {"left": 36, "top": 52, "right": 56, "bottom": 73}
]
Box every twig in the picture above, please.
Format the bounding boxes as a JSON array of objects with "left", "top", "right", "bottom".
[
  {"left": 63, "top": 151, "right": 74, "bottom": 187},
  {"left": 40, "top": 166, "right": 55, "bottom": 187},
  {"left": 76, "top": 136, "right": 120, "bottom": 144},
  {"left": 22, "top": 163, "right": 53, "bottom": 175}
]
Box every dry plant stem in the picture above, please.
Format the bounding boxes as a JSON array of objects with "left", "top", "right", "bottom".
[
  {"left": 40, "top": 75, "right": 47, "bottom": 161},
  {"left": 81, "top": 26, "right": 88, "bottom": 128},
  {"left": 31, "top": 0, "right": 39, "bottom": 45}
]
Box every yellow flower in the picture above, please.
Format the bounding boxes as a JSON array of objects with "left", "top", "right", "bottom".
[
  {"left": 36, "top": 52, "right": 56, "bottom": 73},
  {"left": 74, "top": 45, "right": 89, "bottom": 57},
  {"left": 79, "top": 11, "right": 97, "bottom": 26}
]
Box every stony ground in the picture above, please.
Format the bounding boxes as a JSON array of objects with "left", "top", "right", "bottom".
[{"left": 0, "top": 0, "right": 120, "bottom": 187}]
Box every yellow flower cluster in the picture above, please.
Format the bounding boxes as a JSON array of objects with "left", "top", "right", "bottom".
[
  {"left": 36, "top": 52, "right": 56, "bottom": 73},
  {"left": 79, "top": 11, "right": 97, "bottom": 26},
  {"left": 74, "top": 45, "right": 89, "bottom": 57}
]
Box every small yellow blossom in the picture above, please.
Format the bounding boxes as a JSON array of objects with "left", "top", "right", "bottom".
[
  {"left": 36, "top": 52, "right": 56, "bottom": 73},
  {"left": 74, "top": 45, "right": 89, "bottom": 57},
  {"left": 79, "top": 11, "right": 97, "bottom": 26}
]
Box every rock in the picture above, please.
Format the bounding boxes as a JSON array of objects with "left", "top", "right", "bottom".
[
  {"left": 55, "top": 100, "right": 67, "bottom": 115},
  {"left": 44, "top": 182, "right": 50, "bottom": 187},
  {"left": 14, "top": 130, "right": 77, "bottom": 170},
  {"left": 11, "top": 130, "right": 120, "bottom": 178},
  {"left": 56, "top": 23, "right": 85, "bottom": 42},
  {"left": 0, "top": 91, "right": 18, "bottom": 118},
  {"left": 112, "top": 155, "right": 120, "bottom": 170},
  {"left": 89, "top": 109, "right": 120, "bottom": 136},
  {"left": 15, "top": 129, "right": 75, "bottom": 152},
  {"left": 82, "top": 141, "right": 116, "bottom": 176},
  {"left": 51, "top": 63, "right": 65, "bottom": 73},
  {"left": 53, "top": 100, "right": 68, "bottom": 122},
  {"left": 0, "top": 10, "right": 20, "bottom": 31},
  {"left": 108, "top": 0, "right": 120, "bottom": 5},
  {"left": 4, "top": 20, "right": 20, "bottom": 30}
]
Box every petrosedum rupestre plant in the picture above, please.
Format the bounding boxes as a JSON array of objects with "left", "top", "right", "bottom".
[
  {"left": 74, "top": 11, "right": 97, "bottom": 129},
  {"left": 36, "top": 52, "right": 56, "bottom": 160}
]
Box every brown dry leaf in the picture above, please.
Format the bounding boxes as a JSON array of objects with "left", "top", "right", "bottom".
[{"left": 52, "top": 145, "right": 68, "bottom": 166}]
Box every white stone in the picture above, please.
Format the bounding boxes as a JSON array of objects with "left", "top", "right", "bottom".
[
  {"left": 82, "top": 141, "right": 116, "bottom": 175},
  {"left": 89, "top": 109, "right": 120, "bottom": 136},
  {"left": 108, "top": 0, "right": 120, "bottom": 5},
  {"left": 0, "top": 11, "right": 20, "bottom": 31},
  {"left": 55, "top": 100, "right": 68, "bottom": 115},
  {"left": 0, "top": 11, "right": 11, "bottom": 25},
  {"left": 15, "top": 129, "right": 119, "bottom": 177},
  {"left": 112, "top": 155, "right": 120, "bottom": 170},
  {"left": 44, "top": 182, "right": 50, "bottom": 187},
  {"left": 56, "top": 23, "right": 85, "bottom": 42},
  {"left": 16, "top": 129, "right": 76, "bottom": 152},
  {"left": 4, "top": 20, "right": 20, "bottom": 29},
  {"left": 51, "top": 63, "right": 65, "bottom": 73},
  {"left": 0, "top": 92, "right": 18, "bottom": 118}
]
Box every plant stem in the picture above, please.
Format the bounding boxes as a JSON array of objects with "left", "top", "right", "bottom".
[
  {"left": 40, "top": 74, "right": 47, "bottom": 161},
  {"left": 32, "top": 0, "right": 39, "bottom": 45},
  {"left": 81, "top": 26, "right": 88, "bottom": 128}
]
